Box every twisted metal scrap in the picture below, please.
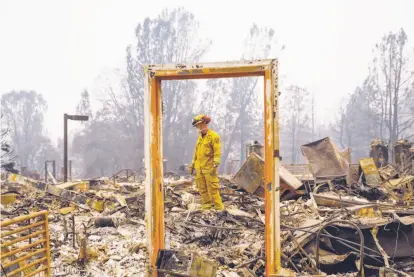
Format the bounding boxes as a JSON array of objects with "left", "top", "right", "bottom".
[{"left": 315, "top": 220, "right": 365, "bottom": 277}]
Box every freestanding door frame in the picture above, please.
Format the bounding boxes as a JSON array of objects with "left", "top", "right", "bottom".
[{"left": 144, "top": 59, "right": 282, "bottom": 276}]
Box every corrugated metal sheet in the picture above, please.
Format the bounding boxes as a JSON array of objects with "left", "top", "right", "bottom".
[
  {"left": 301, "top": 137, "right": 350, "bottom": 182},
  {"left": 281, "top": 164, "right": 314, "bottom": 181}
]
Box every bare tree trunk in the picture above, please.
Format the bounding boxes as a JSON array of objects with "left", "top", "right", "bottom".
[
  {"left": 311, "top": 92, "right": 315, "bottom": 141},
  {"left": 392, "top": 91, "right": 399, "bottom": 143},
  {"left": 240, "top": 115, "right": 245, "bottom": 163},
  {"left": 393, "top": 44, "right": 403, "bottom": 140},
  {"left": 387, "top": 48, "right": 393, "bottom": 147},
  {"left": 220, "top": 115, "right": 242, "bottom": 172},
  {"left": 291, "top": 120, "right": 296, "bottom": 163}
]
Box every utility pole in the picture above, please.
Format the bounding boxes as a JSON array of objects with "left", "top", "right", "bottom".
[
  {"left": 63, "top": 114, "right": 89, "bottom": 182},
  {"left": 69, "top": 160, "right": 72, "bottom": 181},
  {"left": 311, "top": 90, "right": 315, "bottom": 141},
  {"left": 64, "top": 114, "right": 68, "bottom": 182}
]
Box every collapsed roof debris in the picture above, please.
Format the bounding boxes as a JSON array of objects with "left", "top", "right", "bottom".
[
  {"left": 1, "top": 137, "right": 413, "bottom": 276},
  {"left": 301, "top": 137, "right": 351, "bottom": 183},
  {"left": 1, "top": 173, "right": 147, "bottom": 277}
]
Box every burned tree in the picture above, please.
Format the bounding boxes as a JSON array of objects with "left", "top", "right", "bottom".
[
  {"left": 1, "top": 114, "right": 18, "bottom": 173},
  {"left": 281, "top": 85, "right": 311, "bottom": 163},
  {"left": 1, "top": 90, "right": 54, "bottom": 171},
  {"left": 332, "top": 29, "right": 414, "bottom": 161},
  {"left": 370, "top": 28, "right": 414, "bottom": 147},
  {"left": 201, "top": 24, "right": 284, "bottom": 168}
]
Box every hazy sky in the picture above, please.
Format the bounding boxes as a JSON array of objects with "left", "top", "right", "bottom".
[{"left": 1, "top": 0, "right": 413, "bottom": 143}]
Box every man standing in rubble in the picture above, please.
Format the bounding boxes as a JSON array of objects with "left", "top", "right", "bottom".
[{"left": 189, "top": 114, "right": 225, "bottom": 211}]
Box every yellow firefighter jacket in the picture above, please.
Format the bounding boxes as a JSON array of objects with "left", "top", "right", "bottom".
[{"left": 191, "top": 129, "right": 221, "bottom": 171}]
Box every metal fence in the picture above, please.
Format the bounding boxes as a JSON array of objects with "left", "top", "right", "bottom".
[{"left": 1, "top": 210, "right": 51, "bottom": 277}]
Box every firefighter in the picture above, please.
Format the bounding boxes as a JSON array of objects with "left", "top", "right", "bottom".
[{"left": 189, "top": 114, "right": 224, "bottom": 210}]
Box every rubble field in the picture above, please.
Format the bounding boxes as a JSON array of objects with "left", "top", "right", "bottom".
[{"left": 1, "top": 138, "right": 413, "bottom": 277}]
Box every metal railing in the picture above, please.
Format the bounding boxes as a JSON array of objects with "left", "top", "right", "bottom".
[
  {"left": 1, "top": 210, "right": 51, "bottom": 277},
  {"left": 110, "top": 169, "right": 136, "bottom": 184}
]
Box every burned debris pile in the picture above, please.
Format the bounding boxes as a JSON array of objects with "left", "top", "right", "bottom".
[
  {"left": 276, "top": 138, "right": 413, "bottom": 276},
  {"left": 149, "top": 137, "right": 414, "bottom": 276},
  {"left": 1, "top": 137, "right": 413, "bottom": 276},
  {"left": 280, "top": 138, "right": 414, "bottom": 276},
  {"left": 1, "top": 175, "right": 148, "bottom": 276}
]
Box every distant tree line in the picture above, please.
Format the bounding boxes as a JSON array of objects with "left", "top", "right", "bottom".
[
  {"left": 1, "top": 8, "right": 413, "bottom": 178},
  {"left": 332, "top": 29, "right": 414, "bottom": 159},
  {"left": 1, "top": 91, "right": 59, "bottom": 175},
  {"left": 1, "top": 114, "right": 19, "bottom": 173}
]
